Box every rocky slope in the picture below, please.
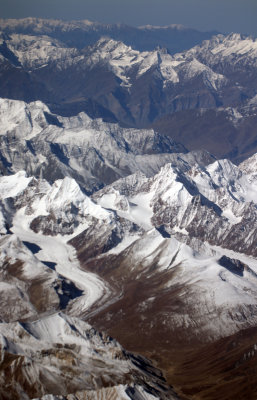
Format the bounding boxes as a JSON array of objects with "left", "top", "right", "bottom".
[
  {"left": 74, "top": 153, "right": 257, "bottom": 399},
  {"left": 81, "top": 154, "right": 257, "bottom": 343},
  {"left": 151, "top": 35, "right": 257, "bottom": 162},
  {"left": 0, "top": 97, "right": 189, "bottom": 193},
  {"left": 0, "top": 313, "right": 177, "bottom": 400},
  {"left": 0, "top": 25, "right": 257, "bottom": 161},
  {"left": 0, "top": 20, "right": 257, "bottom": 399},
  {"left": 0, "top": 172, "right": 178, "bottom": 400},
  {"left": 0, "top": 144, "right": 256, "bottom": 398}
]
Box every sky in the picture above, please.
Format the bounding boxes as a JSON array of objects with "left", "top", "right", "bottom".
[{"left": 1, "top": 0, "right": 257, "bottom": 37}]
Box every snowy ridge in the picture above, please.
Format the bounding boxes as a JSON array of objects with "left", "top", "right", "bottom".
[
  {"left": 0, "top": 313, "right": 175, "bottom": 399},
  {"left": 1, "top": 151, "right": 254, "bottom": 334},
  {"left": 0, "top": 172, "right": 179, "bottom": 398},
  {"left": 151, "top": 160, "right": 257, "bottom": 255},
  {"left": 0, "top": 17, "right": 98, "bottom": 32},
  {"left": 84, "top": 38, "right": 145, "bottom": 87},
  {"left": 0, "top": 98, "right": 50, "bottom": 139},
  {"left": 0, "top": 154, "right": 257, "bottom": 397},
  {"left": 1, "top": 26, "right": 257, "bottom": 155},
  {"left": 2, "top": 18, "right": 257, "bottom": 400},
  {"left": 182, "top": 33, "right": 257, "bottom": 67},
  {"left": 0, "top": 97, "right": 187, "bottom": 192},
  {"left": 0, "top": 233, "right": 61, "bottom": 321},
  {"left": 35, "top": 385, "right": 159, "bottom": 400},
  {"left": 0, "top": 170, "right": 33, "bottom": 198},
  {"left": 87, "top": 153, "right": 257, "bottom": 340},
  {"left": 239, "top": 153, "right": 257, "bottom": 184},
  {"left": 85, "top": 38, "right": 226, "bottom": 89},
  {"left": 0, "top": 32, "right": 229, "bottom": 90},
  {"left": 95, "top": 156, "right": 257, "bottom": 231},
  {"left": 0, "top": 33, "right": 80, "bottom": 69},
  {"left": 0, "top": 172, "right": 114, "bottom": 320},
  {"left": 85, "top": 39, "right": 181, "bottom": 87},
  {"left": 179, "top": 57, "right": 226, "bottom": 90}
]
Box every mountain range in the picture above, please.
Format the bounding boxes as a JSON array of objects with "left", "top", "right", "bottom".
[
  {"left": 0, "top": 18, "right": 257, "bottom": 400},
  {"left": 0, "top": 17, "right": 218, "bottom": 53},
  {"left": 0, "top": 19, "right": 257, "bottom": 163}
]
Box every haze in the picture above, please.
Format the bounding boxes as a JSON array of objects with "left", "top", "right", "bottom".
[{"left": 0, "top": 0, "right": 257, "bottom": 36}]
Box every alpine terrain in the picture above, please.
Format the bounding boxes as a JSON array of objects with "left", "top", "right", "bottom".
[
  {"left": 0, "top": 19, "right": 257, "bottom": 162},
  {"left": 0, "top": 17, "right": 257, "bottom": 400}
]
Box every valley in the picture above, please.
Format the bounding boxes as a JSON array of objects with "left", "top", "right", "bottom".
[{"left": 0, "top": 18, "right": 257, "bottom": 400}]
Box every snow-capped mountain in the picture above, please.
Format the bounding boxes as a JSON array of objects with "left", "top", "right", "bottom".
[
  {"left": 0, "top": 17, "right": 218, "bottom": 53},
  {"left": 0, "top": 33, "right": 80, "bottom": 69},
  {"left": 239, "top": 152, "right": 257, "bottom": 182},
  {"left": 82, "top": 38, "right": 226, "bottom": 90},
  {"left": 74, "top": 153, "right": 257, "bottom": 398},
  {"left": 0, "top": 171, "right": 179, "bottom": 399},
  {"left": 1, "top": 25, "right": 257, "bottom": 161},
  {"left": 0, "top": 313, "right": 177, "bottom": 400},
  {"left": 0, "top": 31, "right": 227, "bottom": 90},
  {"left": 1, "top": 146, "right": 257, "bottom": 398},
  {"left": 87, "top": 155, "right": 257, "bottom": 333},
  {"left": 0, "top": 97, "right": 213, "bottom": 193},
  {"left": 184, "top": 33, "right": 257, "bottom": 69},
  {"left": 1, "top": 18, "right": 257, "bottom": 400}
]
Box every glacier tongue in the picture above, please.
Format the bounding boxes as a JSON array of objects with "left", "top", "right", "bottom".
[
  {"left": 0, "top": 96, "right": 257, "bottom": 400},
  {"left": 0, "top": 170, "right": 180, "bottom": 398},
  {"left": 1, "top": 21, "right": 257, "bottom": 400},
  {"left": 0, "top": 151, "right": 257, "bottom": 398},
  {"left": 84, "top": 152, "right": 257, "bottom": 341}
]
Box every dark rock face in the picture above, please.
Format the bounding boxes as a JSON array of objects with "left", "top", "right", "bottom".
[
  {"left": 151, "top": 108, "right": 257, "bottom": 164},
  {"left": 30, "top": 212, "right": 80, "bottom": 236},
  {"left": 69, "top": 216, "right": 142, "bottom": 261},
  {"left": 218, "top": 256, "right": 245, "bottom": 276},
  {"left": 0, "top": 25, "right": 257, "bottom": 163},
  {"left": 1, "top": 19, "right": 257, "bottom": 400},
  {"left": 0, "top": 98, "right": 188, "bottom": 193}
]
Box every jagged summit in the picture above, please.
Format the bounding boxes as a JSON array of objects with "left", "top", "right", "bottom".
[
  {"left": 183, "top": 32, "right": 257, "bottom": 66},
  {"left": 0, "top": 312, "right": 177, "bottom": 399},
  {"left": 1, "top": 27, "right": 257, "bottom": 164},
  {"left": 0, "top": 18, "right": 257, "bottom": 400},
  {"left": 0, "top": 97, "right": 188, "bottom": 192},
  {"left": 0, "top": 145, "right": 257, "bottom": 400}
]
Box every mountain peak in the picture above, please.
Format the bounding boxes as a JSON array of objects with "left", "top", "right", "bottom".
[{"left": 94, "top": 36, "right": 132, "bottom": 53}]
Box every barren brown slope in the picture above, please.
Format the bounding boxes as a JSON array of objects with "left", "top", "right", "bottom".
[
  {"left": 150, "top": 108, "right": 257, "bottom": 164},
  {"left": 166, "top": 326, "right": 257, "bottom": 400},
  {"left": 69, "top": 230, "right": 257, "bottom": 400}
]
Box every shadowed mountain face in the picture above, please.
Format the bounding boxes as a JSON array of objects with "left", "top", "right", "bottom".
[
  {"left": 0, "top": 145, "right": 257, "bottom": 399},
  {"left": 165, "top": 326, "right": 257, "bottom": 400},
  {"left": 0, "top": 98, "right": 187, "bottom": 193},
  {"left": 150, "top": 106, "right": 257, "bottom": 164},
  {"left": 0, "top": 23, "right": 257, "bottom": 162},
  {"left": 1, "top": 18, "right": 257, "bottom": 400},
  {"left": 0, "top": 120, "right": 257, "bottom": 399},
  {"left": 69, "top": 155, "right": 257, "bottom": 400}
]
